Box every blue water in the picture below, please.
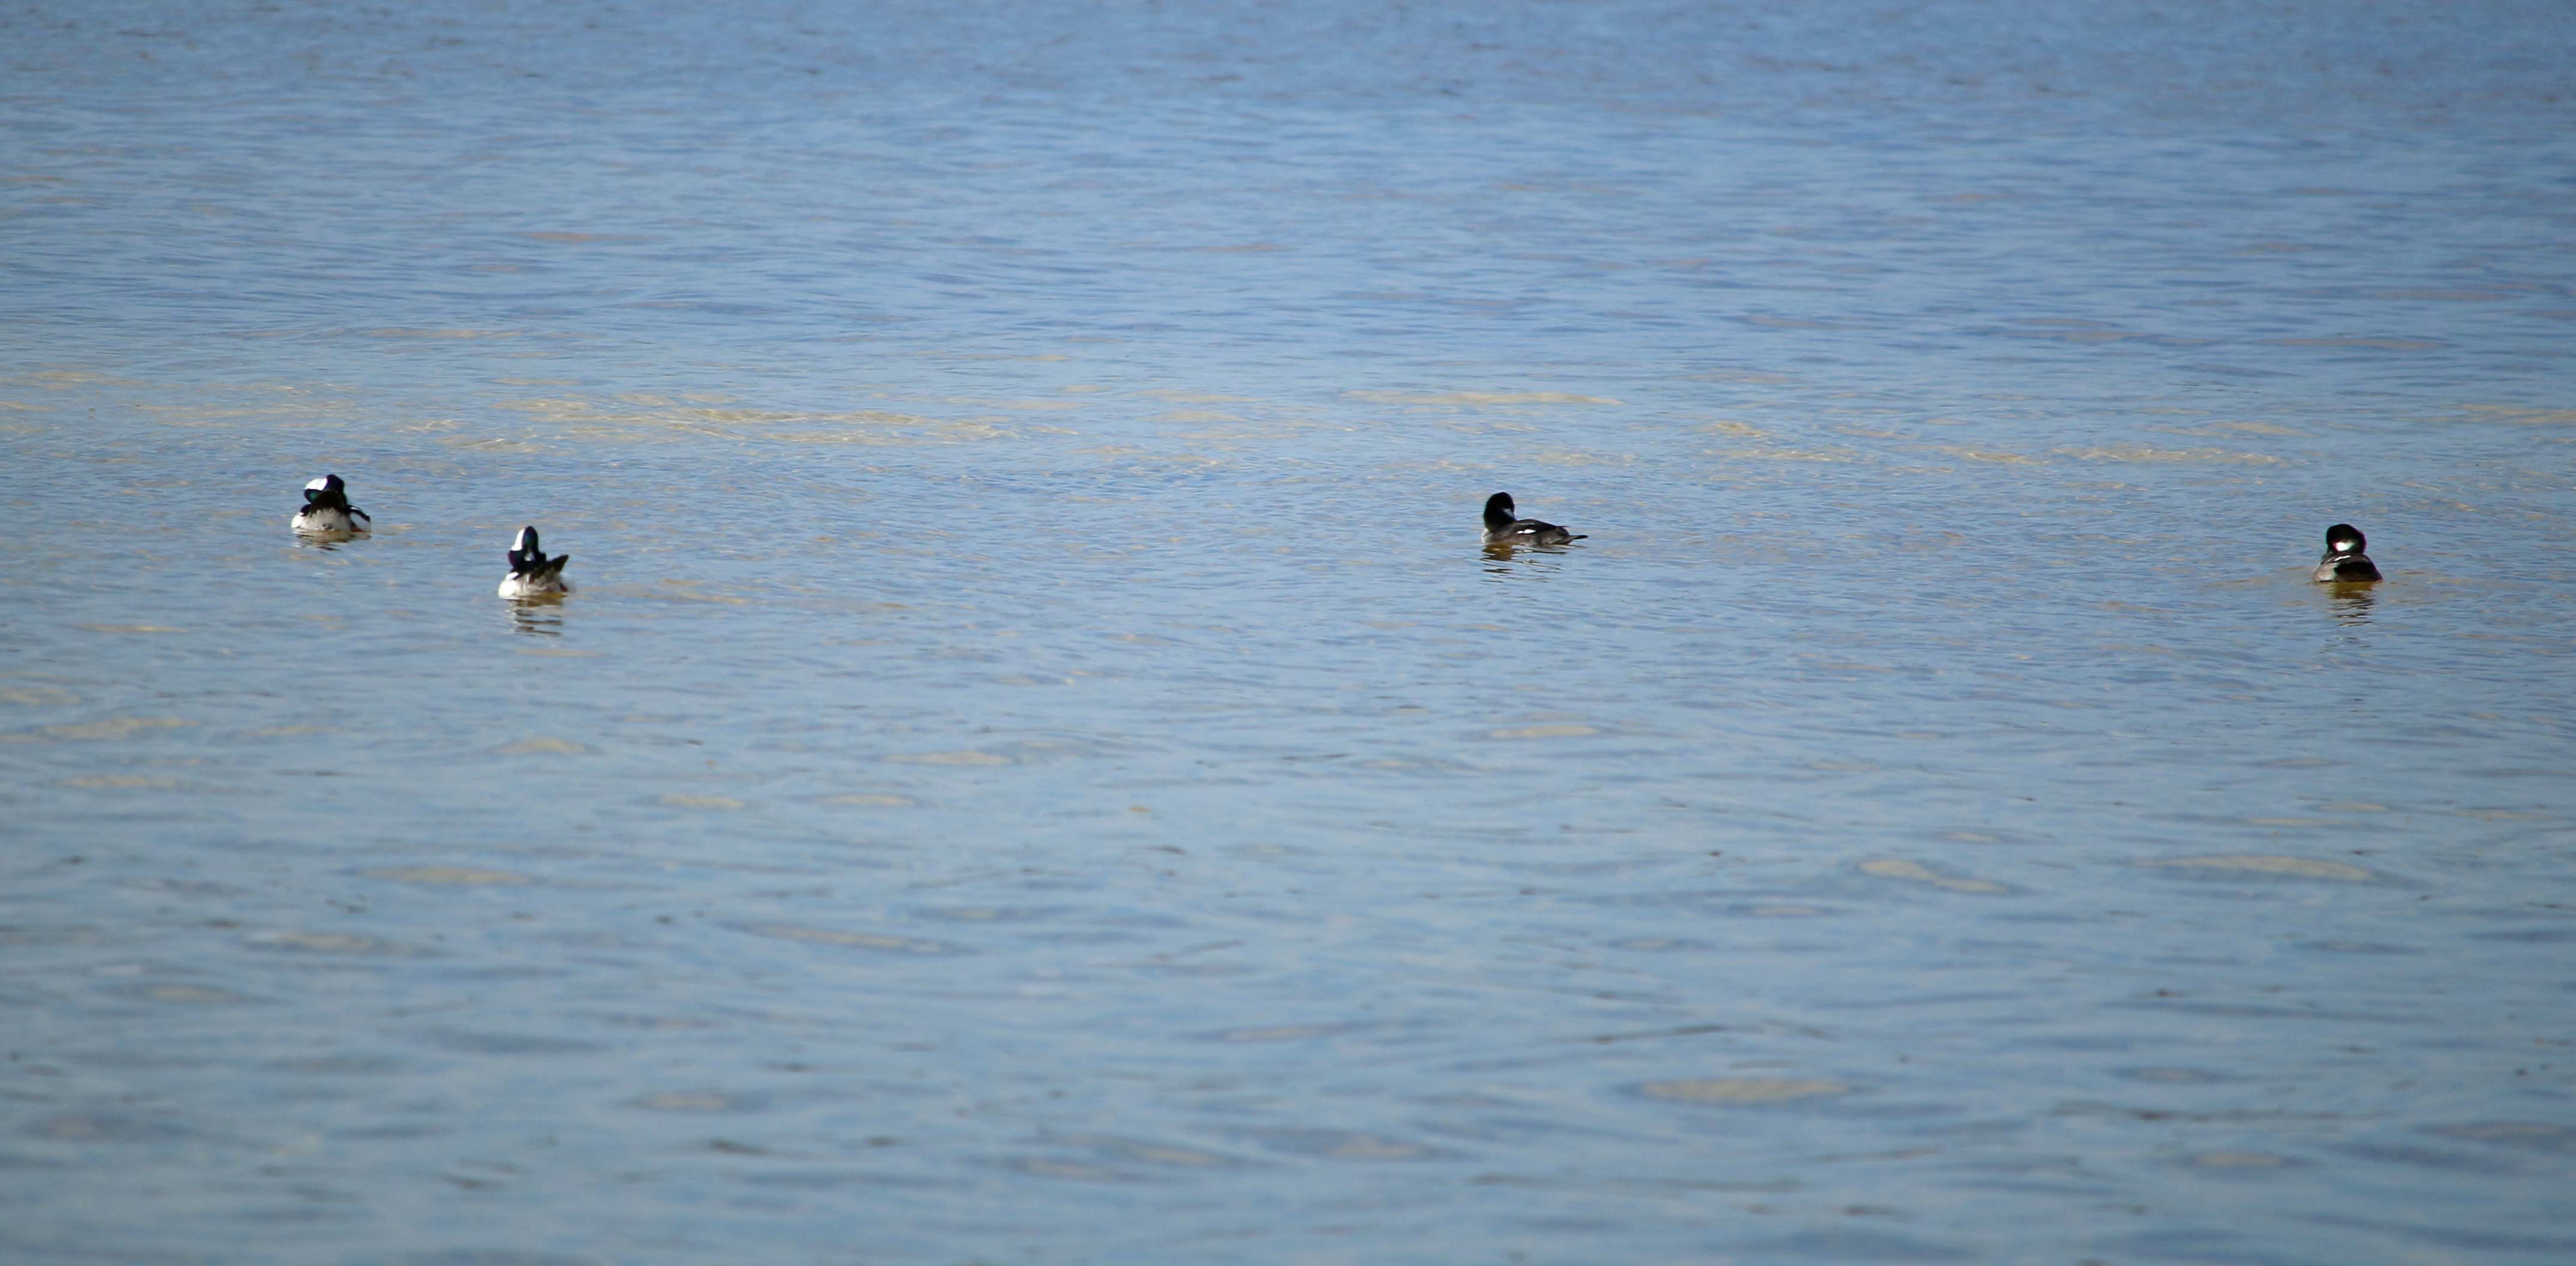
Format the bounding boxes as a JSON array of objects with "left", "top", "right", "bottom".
[{"left": 5, "top": 2, "right": 2576, "bottom": 1262}]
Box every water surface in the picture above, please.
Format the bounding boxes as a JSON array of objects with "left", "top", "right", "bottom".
[{"left": 5, "top": 2, "right": 2576, "bottom": 1262}]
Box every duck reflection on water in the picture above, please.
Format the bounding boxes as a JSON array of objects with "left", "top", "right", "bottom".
[
  {"left": 2322, "top": 581, "right": 2375, "bottom": 626},
  {"left": 507, "top": 601, "right": 567, "bottom": 637}
]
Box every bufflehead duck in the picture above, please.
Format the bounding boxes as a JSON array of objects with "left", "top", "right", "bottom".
[
  {"left": 290, "top": 474, "right": 371, "bottom": 536},
  {"left": 498, "top": 526, "right": 573, "bottom": 598},
  {"left": 1482, "top": 492, "right": 1585, "bottom": 547},
  {"left": 2313, "top": 523, "right": 2381, "bottom": 583}
]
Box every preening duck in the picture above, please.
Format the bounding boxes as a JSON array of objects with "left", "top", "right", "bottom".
[
  {"left": 498, "top": 525, "right": 573, "bottom": 598},
  {"left": 2313, "top": 523, "right": 2381, "bottom": 583},
  {"left": 290, "top": 474, "right": 371, "bottom": 537},
  {"left": 1482, "top": 492, "right": 1585, "bottom": 547}
]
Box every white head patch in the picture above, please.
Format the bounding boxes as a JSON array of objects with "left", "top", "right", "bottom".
[
  {"left": 514, "top": 527, "right": 537, "bottom": 552},
  {"left": 305, "top": 477, "right": 331, "bottom": 493}
]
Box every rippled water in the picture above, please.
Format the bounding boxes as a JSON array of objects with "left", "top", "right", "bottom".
[{"left": 7, "top": 2, "right": 2576, "bottom": 1262}]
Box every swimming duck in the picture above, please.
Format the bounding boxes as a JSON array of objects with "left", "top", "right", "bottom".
[
  {"left": 1482, "top": 492, "right": 1585, "bottom": 546},
  {"left": 2313, "top": 523, "right": 2381, "bottom": 583},
  {"left": 290, "top": 474, "right": 371, "bottom": 536},
  {"left": 498, "top": 526, "right": 573, "bottom": 598}
]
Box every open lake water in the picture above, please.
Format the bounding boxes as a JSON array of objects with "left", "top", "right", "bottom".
[{"left": 5, "top": 1, "right": 2575, "bottom": 1261}]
